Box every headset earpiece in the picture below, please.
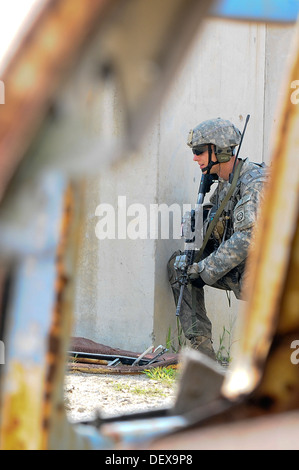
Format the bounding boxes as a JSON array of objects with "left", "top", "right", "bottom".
[{"left": 215, "top": 146, "right": 234, "bottom": 163}]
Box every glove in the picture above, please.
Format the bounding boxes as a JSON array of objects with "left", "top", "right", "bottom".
[
  {"left": 187, "top": 263, "right": 206, "bottom": 288},
  {"left": 174, "top": 254, "right": 187, "bottom": 271},
  {"left": 187, "top": 263, "right": 200, "bottom": 280}
]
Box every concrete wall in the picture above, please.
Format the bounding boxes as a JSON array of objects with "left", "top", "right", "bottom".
[{"left": 72, "top": 19, "right": 296, "bottom": 356}]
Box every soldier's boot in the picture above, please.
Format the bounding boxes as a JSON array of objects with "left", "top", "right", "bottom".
[{"left": 190, "top": 336, "right": 216, "bottom": 361}]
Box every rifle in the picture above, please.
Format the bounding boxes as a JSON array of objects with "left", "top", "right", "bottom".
[{"left": 174, "top": 173, "right": 216, "bottom": 317}]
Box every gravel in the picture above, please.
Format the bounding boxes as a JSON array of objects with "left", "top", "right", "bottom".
[{"left": 64, "top": 371, "right": 178, "bottom": 423}]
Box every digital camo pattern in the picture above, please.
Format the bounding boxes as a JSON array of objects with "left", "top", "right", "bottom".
[
  {"left": 198, "top": 158, "right": 268, "bottom": 289},
  {"left": 187, "top": 117, "right": 241, "bottom": 149},
  {"left": 167, "top": 250, "right": 213, "bottom": 340},
  {"left": 167, "top": 158, "right": 268, "bottom": 352}
]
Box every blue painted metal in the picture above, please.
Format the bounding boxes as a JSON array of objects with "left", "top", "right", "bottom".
[
  {"left": 0, "top": 174, "right": 64, "bottom": 367},
  {"left": 0, "top": 173, "right": 115, "bottom": 449},
  {"left": 101, "top": 415, "right": 187, "bottom": 445},
  {"left": 211, "top": 0, "right": 299, "bottom": 23},
  {"left": 2, "top": 173, "right": 66, "bottom": 367}
]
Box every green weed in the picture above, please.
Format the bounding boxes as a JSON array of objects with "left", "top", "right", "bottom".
[
  {"left": 143, "top": 366, "right": 179, "bottom": 384},
  {"left": 166, "top": 318, "right": 186, "bottom": 353},
  {"left": 112, "top": 382, "right": 167, "bottom": 397},
  {"left": 216, "top": 326, "right": 232, "bottom": 364}
]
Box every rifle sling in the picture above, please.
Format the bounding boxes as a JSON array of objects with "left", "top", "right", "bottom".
[{"left": 193, "top": 160, "right": 243, "bottom": 264}]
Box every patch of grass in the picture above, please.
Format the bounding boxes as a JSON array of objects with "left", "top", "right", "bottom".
[
  {"left": 216, "top": 325, "right": 233, "bottom": 365},
  {"left": 112, "top": 382, "right": 167, "bottom": 397},
  {"left": 143, "top": 366, "right": 179, "bottom": 384}
]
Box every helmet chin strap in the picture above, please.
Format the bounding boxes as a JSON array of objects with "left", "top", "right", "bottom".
[{"left": 201, "top": 144, "right": 219, "bottom": 174}]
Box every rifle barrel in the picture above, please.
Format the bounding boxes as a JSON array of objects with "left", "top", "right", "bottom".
[{"left": 176, "top": 284, "right": 185, "bottom": 317}]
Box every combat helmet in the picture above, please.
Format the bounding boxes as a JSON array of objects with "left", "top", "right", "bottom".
[{"left": 187, "top": 118, "right": 241, "bottom": 165}]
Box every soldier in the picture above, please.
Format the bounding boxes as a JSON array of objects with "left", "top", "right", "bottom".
[{"left": 167, "top": 118, "right": 268, "bottom": 360}]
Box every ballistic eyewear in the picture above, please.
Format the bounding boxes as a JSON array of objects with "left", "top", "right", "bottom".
[{"left": 192, "top": 146, "right": 208, "bottom": 156}]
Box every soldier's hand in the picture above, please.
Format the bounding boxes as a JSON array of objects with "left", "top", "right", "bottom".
[
  {"left": 187, "top": 263, "right": 200, "bottom": 280},
  {"left": 174, "top": 254, "right": 187, "bottom": 271},
  {"left": 188, "top": 263, "right": 206, "bottom": 288}
]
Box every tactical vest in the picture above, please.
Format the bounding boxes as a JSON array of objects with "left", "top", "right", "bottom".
[{"left": 207, "top": 161, "right": 268, "bottom": 245}]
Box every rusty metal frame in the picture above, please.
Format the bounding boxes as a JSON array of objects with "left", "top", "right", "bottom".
[
  {"left": 223, "top": 21, "right": 299, "bottom": 402},
  {"left": 0, "top": 0, "right": 116, "bottom": 202}
]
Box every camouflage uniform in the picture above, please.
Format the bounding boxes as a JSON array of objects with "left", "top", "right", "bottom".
[
  {"left": 197, "top": 158, "right": 267, "bottom": 295},
  {"left": 168, "top": 119, "right": 268, "bottom": 359}
]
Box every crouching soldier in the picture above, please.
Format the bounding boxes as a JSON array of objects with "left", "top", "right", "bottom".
[{"left": 167, "top": 118, "right": 268, "bottom": 360}]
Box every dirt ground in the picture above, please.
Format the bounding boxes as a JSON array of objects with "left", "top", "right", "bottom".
[{"left": 64, "top": 371, "right": 178, "bottom": 423}]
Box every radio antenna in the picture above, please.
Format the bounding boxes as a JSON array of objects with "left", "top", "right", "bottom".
[{"left": 229, "top": 114, "right": 250, "bottom": 183}]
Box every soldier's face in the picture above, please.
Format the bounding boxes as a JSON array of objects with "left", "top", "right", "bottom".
[{"left": 192, "top": 147, "right": 218, "bottom": 174}]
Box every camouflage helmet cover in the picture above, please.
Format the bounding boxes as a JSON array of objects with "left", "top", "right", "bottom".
[{"left": 187, "top": 118, "right": 241, "bottom": 149}]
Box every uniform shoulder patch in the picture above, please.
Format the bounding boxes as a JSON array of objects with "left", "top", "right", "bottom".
[{"left": 233, "top": 194, "right": 254, "bottom": 231}]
